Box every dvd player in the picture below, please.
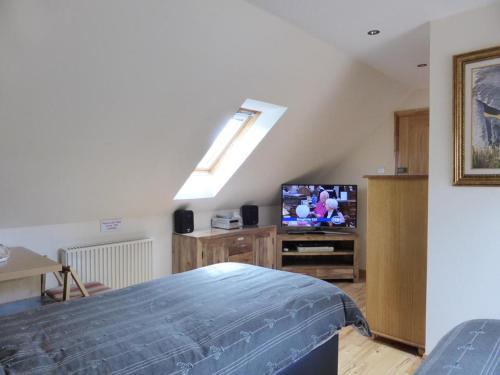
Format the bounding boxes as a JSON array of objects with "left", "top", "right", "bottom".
[{"left": 296, "top": 246, "right": 334, "bottom": 253}]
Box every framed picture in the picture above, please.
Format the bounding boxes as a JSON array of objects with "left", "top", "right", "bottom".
[{"left": 454, "top": 45, "right": 500, "bottom": 185}]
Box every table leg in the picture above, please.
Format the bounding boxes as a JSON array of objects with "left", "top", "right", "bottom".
[
  {"left": 63, "top": 269, "right": 70, "bottom": 301},
  {"left": 40, "top": 274, "right": 46, "bottom": 296}
]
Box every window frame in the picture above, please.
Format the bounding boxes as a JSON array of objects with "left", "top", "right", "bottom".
[{"left": 194, "top": 108, "right": 260, "bottom": 173}]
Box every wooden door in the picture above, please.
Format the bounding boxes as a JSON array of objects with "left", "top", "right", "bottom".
[
  {"left": 395, "top": 109, "right": 429, "bottom": 175},
  {"left": 366, "top": 177, "right": 427, "bottom": 349},
  {"left": 254, "top": 231, "right": 275, "bottom": 268}
]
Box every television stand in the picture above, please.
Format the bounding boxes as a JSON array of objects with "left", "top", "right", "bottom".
[
  {"left": 286, "top": 230, "right": 326, "bottom": 235},
  {"left": 322, "top": 231, "right": 353, "bottom": 236},
  {"left": 285, "top": 230, "right": 353, "bottom": 236},
  {"left": 277, "top": 232, "right": 359, "bottom": 281}
]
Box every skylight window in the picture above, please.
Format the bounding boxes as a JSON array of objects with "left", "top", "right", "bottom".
[
  {"left": 195, "top": 110, "right": 257, "bottom": 172},
  {"left": 174, "top": 99, "right": 287, "bottom": 200}
]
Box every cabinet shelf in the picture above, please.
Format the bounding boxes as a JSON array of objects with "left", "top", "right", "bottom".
[
  {"left": 277, "top": 233, "right": 359, "bottom": 281},
  {"left": 282, "top": 251, "right": 353, "bottom": 256},
  {"left": 282, "top": 264, "right": 352, "bottom": 269}
]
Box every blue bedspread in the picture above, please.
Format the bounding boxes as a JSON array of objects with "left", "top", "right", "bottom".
[
  {"left": 0, "top": 263, "right": 369, "bottom": 374},
  {"left": 415, "top": 319, "right": 500, "bottom": 375}
]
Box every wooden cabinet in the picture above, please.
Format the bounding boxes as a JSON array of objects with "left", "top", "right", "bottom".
[
  {"left": 365, "top": 176, "right": 427, "bottom": 353},
  {"left": 172, "top": 226, "right": 277, "bottom": 273}
]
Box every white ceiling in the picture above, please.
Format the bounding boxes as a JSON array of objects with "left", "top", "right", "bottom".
[{"left": 245, "top": 0, "right": 498, "bottom": 89}]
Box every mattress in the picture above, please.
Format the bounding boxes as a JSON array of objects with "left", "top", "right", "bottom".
[
  {"left": 0, "top": 263, "right": 369, "bottom": 375},
  {"left": 415, "top": 319, "right": 500, "bottom": 375}
]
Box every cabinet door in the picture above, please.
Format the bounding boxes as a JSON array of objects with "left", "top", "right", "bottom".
[
  {"left": 172, "top": 234, "right": 201, "bottom": 273},
  {"left": 202, "top": 240, "right": 228, "bottom": 266},
  {"left": 366, "top": 178, "right": 427, "bottom": 348},
  {"left": 255, "top": 231, "right": 275, "bottom": 269}
]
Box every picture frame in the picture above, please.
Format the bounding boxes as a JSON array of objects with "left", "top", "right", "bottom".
[{"left": 454, "top": 45, "right": 500, "bottom": 185}]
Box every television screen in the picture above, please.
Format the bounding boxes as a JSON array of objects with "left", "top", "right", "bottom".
[{"left": 281, "top": 184, "right": 357, "bottom": 229}]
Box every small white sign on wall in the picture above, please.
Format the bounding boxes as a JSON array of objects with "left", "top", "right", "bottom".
[{"left": 100, "top": 218, "right": 123, "bottom": 232}]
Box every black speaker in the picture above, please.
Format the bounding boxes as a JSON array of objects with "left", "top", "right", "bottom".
[
  {"left": 174, "top": 209, "right": 194, "bottom": 233},
  {"left": 241, "top": 205, "right": 258, "bottom": 226}
]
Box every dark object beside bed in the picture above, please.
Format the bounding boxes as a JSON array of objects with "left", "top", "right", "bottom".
[
  {"left": 0, "top": 263, "right": 369, "bottom": 374},
  {"left": 415, "top": 319, "right": 500, "bottom": 375},
  {"left": 277, "top": 334, "right": 338, "bottom": 375}
]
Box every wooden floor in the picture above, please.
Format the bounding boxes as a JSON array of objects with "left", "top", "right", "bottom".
[{"left": 336, "top": 280, "right": 423, "bottom": 375}]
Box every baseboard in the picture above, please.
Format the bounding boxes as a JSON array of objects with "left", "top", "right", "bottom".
[{"left": 372, "top": 330, "right": 425, "bottom": 354}]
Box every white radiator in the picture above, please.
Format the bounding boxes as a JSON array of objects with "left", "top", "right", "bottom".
[{"left": 60, "top": 238, "right": 154, "bottom": 289}]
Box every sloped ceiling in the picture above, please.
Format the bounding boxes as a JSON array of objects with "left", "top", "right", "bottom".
[
  {"left": 245, "top": 0, "right": 497, "bottom": 89},
  {"left": 0, "top": 0, "right": 415, "bottom": 228}
]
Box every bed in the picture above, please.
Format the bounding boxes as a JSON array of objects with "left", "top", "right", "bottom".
[
  {"left": 415, "top": 319, "right": 500, "bottom": 375},
  {"left": 0, "top": 263, "right": 369, "bottom": 375}
]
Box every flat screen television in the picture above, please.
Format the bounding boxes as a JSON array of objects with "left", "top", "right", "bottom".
[{"left": 281, "top": 184, "right": 357, "bottom": 229}]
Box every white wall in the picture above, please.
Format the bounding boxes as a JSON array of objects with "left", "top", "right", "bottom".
[
  {"left": 0, "top": 0, "right": 414, "bottom": 305},
  {"left": 322, "top": 89, "right": 429, "bottom": 268},
  {"left": 426, "top": 2, "right": 500, "bottom": 352},
  {"left": 0, "top": 0, "right": 412, "bottom": 229},
  {"left": 0, "top": 206, "right": 279, "bottom": 289},
  {"left": 0, "top": 0, "right": 415, "bottom": 302}
]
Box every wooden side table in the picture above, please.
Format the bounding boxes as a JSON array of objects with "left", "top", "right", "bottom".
[{"left": 0, "top": 247, "right": 62, "bottom": 304}]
